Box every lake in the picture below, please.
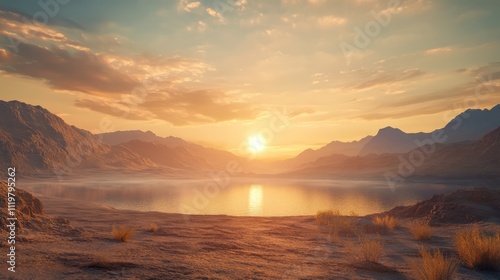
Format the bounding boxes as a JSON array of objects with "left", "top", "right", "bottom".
[{"left": 21, "top": 177, "right": 472, "bottom": 216}]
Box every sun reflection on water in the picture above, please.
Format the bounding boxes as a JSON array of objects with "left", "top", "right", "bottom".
[{"left": 248, "top": 184, "right": 263, "bottom": 215}]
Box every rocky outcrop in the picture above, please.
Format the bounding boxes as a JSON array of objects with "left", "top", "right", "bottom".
[
  {"left": 0, "top": 181, "right": 44, "bottom": 232},
  {"left": 386, "top": 187, "right": 500, "bottom": 225}
]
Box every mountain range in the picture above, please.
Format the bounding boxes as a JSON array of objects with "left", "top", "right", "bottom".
[
  {"left": 0, "top": 100, "right": 499, "bottom": 180},
  {"left": 359, "top": 105, "right": 500, "bottom": 156},
  {"left": 97, "top": 130, "right": 245, "bottom": 171},
  {"left": 274, "top": 105, "right": 500, "bottom": 168},
  {"left": 289, "top": 126, "right": 500, "bottom": 180}
]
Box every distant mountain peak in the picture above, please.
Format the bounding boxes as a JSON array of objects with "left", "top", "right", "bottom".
[{"left": 377, "top": 126, "right": 405, "bottom": 135}]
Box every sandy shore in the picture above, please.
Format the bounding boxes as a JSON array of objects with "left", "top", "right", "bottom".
[{"left": 2, "top": 194, "right": 500, "bottom": 280}]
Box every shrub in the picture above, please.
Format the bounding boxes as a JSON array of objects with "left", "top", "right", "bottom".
[
  {"left": 111, "top": 225, "right": 136, "bottom": 242},
  {"left": 360, "top": 236, "right": 383, "bottom": 263},
  {"left": 455, "top": 227, "right": 500, "bottom": 270},
  {"left": 149, "top": 223, "right": 159, "bottom": 232},
  {"left": 409, "top": 246, "right": 458, "bottom": 280},
  {"left": 316, "top": 210, "right": 357, "bottom": 237},
  {"left": 372, "top": 215, "right": 398, "bottom": 234},
  {"left": 408, "top": 220, "right": 432, "bottom": 240}
]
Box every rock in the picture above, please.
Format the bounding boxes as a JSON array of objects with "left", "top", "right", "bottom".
[
  {"left": 385, "top": 187, "right": 500, "bottom": 225},
  {"left": 0, "top": 181, "right": 44, "bottom": 232}
]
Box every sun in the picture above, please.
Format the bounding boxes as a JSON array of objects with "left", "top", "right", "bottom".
[{"left": 248, "top": 134, "right": 266, "bottom": 153}]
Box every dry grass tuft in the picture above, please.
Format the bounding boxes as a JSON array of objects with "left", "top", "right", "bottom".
[
  {"left": 455, "top": 227, "right": 500, "bottom": 271},
  {"left": 409, "top": 246, "right": 458, "bottom": 280},
  {"left": 111, "top": 225, "right": 136, "bottom": 242},
  {"left": 149, "top": 223, "right": 159, "bottom": 232},
  {"left": 359, "top": 236, "right": 383, "bottom": 263},
  {"left": 316, "top": 210, "right": 358, "bottom": 238},
  {"left": 372, "top": 215, "right": 398, "bottom": 234},
  {"left": 408, "top": 220, "right": 432, "bottom": 240}
]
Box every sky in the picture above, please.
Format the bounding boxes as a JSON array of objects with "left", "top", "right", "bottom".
[{"left": 0, "top": 0, "right": 499, "bottom": 159}]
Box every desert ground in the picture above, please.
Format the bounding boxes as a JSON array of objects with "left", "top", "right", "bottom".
[{"left": 1, "top": 185, "right": 500, "bottom": 280}]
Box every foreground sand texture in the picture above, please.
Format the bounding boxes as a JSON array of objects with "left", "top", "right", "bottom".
[{"left": 1, "top": 184, "right": 500, "bottom": 279}]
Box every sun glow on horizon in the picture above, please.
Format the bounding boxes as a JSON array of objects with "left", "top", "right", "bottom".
[{"left": 248, "top": 134, "right": 266, "bottom": 153}]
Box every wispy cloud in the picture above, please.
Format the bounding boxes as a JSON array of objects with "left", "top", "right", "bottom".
[
  {"left": 358, "top": 62, "right": 500, "bottom": 120},
  {"left": 425, "top": 47, "right": 452, "bottom": 55},
  {"left": 0, "top": 10, "right": 87, "bottom": 51},
  {"left": 317, "top": 16, "right": 346, "bottom": 28},
  {"left": 343, "top": 68, "right": 425, "bottom": 91}
]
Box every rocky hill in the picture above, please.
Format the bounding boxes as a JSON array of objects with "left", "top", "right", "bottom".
[
  {"left": 0, "top": 181, "right": 44, "bottom": 232},
  {"left": 0, "top": 100, "right": 156, "bottom": 176},
  {"left": 385, "top": 187, "right": 500, "bottom": 225}
]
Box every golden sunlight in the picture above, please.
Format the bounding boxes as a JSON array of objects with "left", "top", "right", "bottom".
[
  {"left": 248, "top": 134, "right": 266, "bottom": 153},
  {"left": 248, "top": 184, "right": 263, "bottom": 215}
]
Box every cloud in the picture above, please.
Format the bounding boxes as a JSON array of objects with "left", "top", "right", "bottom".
[
  {"left": 358, "top": 62, "right": 500, "bottom": 120},
  {"left": 0, "top": 7, "right": 249, "bottom": 126},
  {"left": 0, "top": 10, "right": 87, "bottom": 51},
  {"left": 178, "top": 0, "right": 201, "bottom": 12},
  {"left": 425, "top": 47, "right": 452, "bottom": 55},
  {"left": 288, "top": 107, "right": 316, "bottom": 118},
  {"left": 350, "top": 68, "right": 425, "bottom": 90},
  {"left": 317, "top": 16, "right": 346, "bottom": 28},
  {"left": 379, "top": 0, "right": 432, "bottom": 14},
  {"left": 206, "top": 8, "right": 224, "bottom": 22},
  {"left": 75, "top": 89, "right": 261, "bottom": 126},
  {"left": 141, "top": 90, "right": 260, "bottom": 125},
  {"left": 186, "top": 1, "right": 201, "bottom": 11},
  {"left": 74, "top": 98, "right": 152, "bottom": 120},
  {"left": 187, "top": 21, "right": 207, "bottom": 32},
  {"left": 308, "top": 0, "right": 327, "bottom": 4},
  {"left": 457, "top": 61, "right": 500, "bottom": 78},
  {"left": 0, "top": 42, "right": 139, "bottom": 95},
  {"left": 0, "top": 7, "right": 85, "bottom": 30}
]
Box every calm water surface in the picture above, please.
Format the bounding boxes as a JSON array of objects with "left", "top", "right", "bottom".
[{"left": 22, "top": 177, "right": 471, "bottom": 216}]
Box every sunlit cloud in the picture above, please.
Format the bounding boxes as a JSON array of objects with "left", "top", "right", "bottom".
[
  {"left": 425, "top": 47, "right": 452, "bottom": 55},
  {"left": 0, "top": 43, "right": 139, "bottom": 95},
  {"left": 178, "top": 0, "right": 201, "bottom": 12},
  {"left": 316, "top": 16, "right": 347, "bottom": 28},
  {"left": 206, "top": 8, "right": 224, "bottom": 23},
  {"left": 0, "top": 10, "right": 87, "bottom": 51}
]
